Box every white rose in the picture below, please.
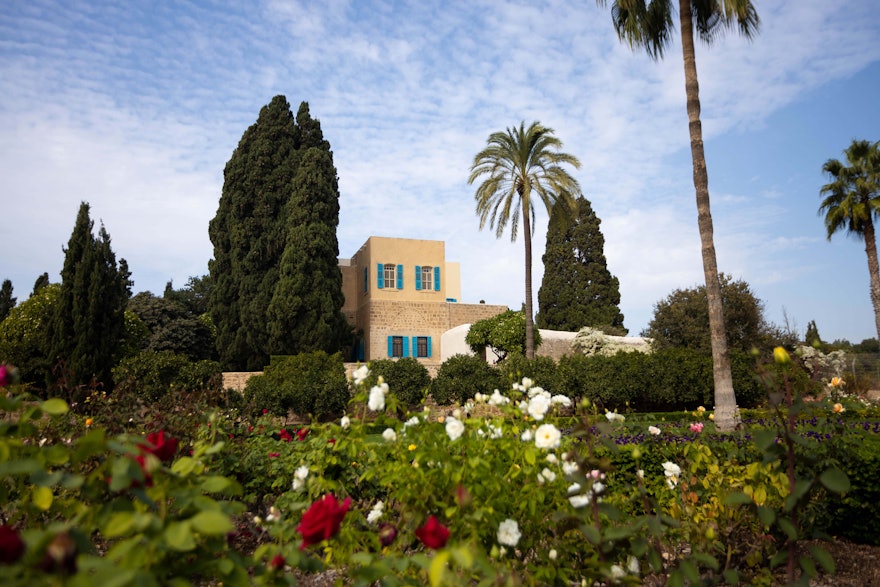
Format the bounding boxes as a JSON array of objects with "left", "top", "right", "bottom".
[
  {"left": 534, "top": 424, "right": 561, "bottom": 450},
  {"left": 445, "top": 417, "right": 465, "bottom": 441},
  {"left": 382, "top": 428, "right": 397, "bottom": 442},
  {"left": 497, "top": 519, "right": 521, "bottom": 547}
]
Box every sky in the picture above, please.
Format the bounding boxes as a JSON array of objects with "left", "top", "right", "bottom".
[{"left": 1, "top": 0, "right": 879, "bottom": 344}]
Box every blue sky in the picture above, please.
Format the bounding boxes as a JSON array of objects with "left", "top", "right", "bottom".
[{"left": 1, "top": 1, "right": 879, "bottom": 344}]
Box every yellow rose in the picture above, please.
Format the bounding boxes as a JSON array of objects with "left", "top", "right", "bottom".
[{"left": 773, "top": 347, "right": 791, "bottom": 365}]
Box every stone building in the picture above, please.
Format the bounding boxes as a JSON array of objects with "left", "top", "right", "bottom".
[{"left": 338, "top": 236, "right": 508, "bottom": 365}]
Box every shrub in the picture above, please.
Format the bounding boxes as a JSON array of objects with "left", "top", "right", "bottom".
[
  {"left": 430, "top": 354, "right": 503, "bottom": 405},
  {"left": 366, "top": 358, "right": 431, "bottom": 407},
  {"left": 822, "top": 433, "right": 880, "bottom": 544},
  {"left": 496, "top": 354, "right": 558, "bottom": 392},
  {"left": 112, "top": 350, "right": 192, "bottom": 402},
  {"left": 245, "top": 351, "right": 349, "bottom": 420}
]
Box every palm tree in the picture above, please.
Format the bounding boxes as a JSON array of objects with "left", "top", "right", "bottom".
[
  {"left": 820, "top": 139, "right": 880, "bottom": 341},
  {"left": 596, "top": 0, "right": 759, "bottom": 433},
  {"left": 469, "top": 121, "right": 581, "bottom": 359}
]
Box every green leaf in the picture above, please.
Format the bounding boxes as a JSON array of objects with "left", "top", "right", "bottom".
[
  {"left": 40, "top": 398, "right": 69, "bottom": 416},
  {"left": 32, "top": 485, "right": 53, "bottom": 510},
  {"left": 190, "top": 510, "right": 233, "bottom": 536},
  {"left": 171, "top": 456, "right": 199, "bottom": 476},
  {"left": 722, "top": 569, "right": 740, "bottom": 585},
  {"left": 201, "top": 475, "right": 233, "bottom": 493},
  {"left": 429, "top": 551, "right": 450, "bottom": 587},
  {"left": 819, "top": 468, "right": 850, "bottom": 494},
  {"left": 723, "top": 491, "right": 752, "bottom": 506},
  {"left": 581, "top": 524, "right": 601, "bottom": 545},
  {"left": 164, "top": 521, "right": 196, "bottom": 551},
  {"left": 104, "top": 512, "right": 136, "bottom": 538},
  {"left": 523, "top": 447, "right": 536, "bottom": 466},
  {"left": 778, "top": 517, "right": 798, "bottom": 541},
  {"left": 753, "top": 429, "right": 778, "bottom": 451},
  {"left": 756, "top": 505, "right": 776, "bottom": 527},
  {"left": 799, "top": 555, "right": 817, "bottom": 578},
  {"left": 808, "top": 545, "right": 835, "bottom": 574},
  {"left": 0, "top": 458, "right": 42, "bottom": 476}
]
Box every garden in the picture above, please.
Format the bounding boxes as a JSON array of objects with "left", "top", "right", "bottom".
[{"left": 1, "top": 346, "right": 880, "bottom": 587}]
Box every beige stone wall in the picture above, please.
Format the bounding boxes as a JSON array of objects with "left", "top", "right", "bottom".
[{"left": 222, "top": 371, "right": 262, "bottom": 393}]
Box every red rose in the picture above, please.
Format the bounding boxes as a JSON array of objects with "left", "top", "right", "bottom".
[
  {"left": 269, "top": 452, "right": 280, "bottom": 458},
  {"left": 133, "top": 454, "right": 154, "bottom": 487},
  {"left": 378, "top": 523, "right": 397, "bottom": 547},
  {"left": 278, "top": 429, "right": 293, "bottom": 442},
  {"left": 269, "top": 553, "right": 285, "bottom": 570},
  {"left": 415, "top": 515, "right": 449, "bottom": 550},
  {"left": 0, "top": 525, "right": 25, "bottom": 564},
  {"left": 296, "top": 428, "right": 309, "bottom": 441},
  {"left": 296, "top": 494, "right": 351, "bottom": 550},
  {"left": 140, "top": 431, "right": 179, "bottom": 462},
  {"left": 0, "top": 365, "right": 9, "bottom": 388}
]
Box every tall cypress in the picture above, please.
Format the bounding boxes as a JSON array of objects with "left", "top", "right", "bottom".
[
  {"left": 267, "top": 148, "right": 350, "bottom": 354},
  {"left": 0, "top": 279, "right": 15, "bottom": 323},
  {"left": 536, "top": 196, "right": 626, "bottom": 333},
  {"left": 47, "top": 202, "right": 131, "bottom": 393},
  {"left": 209, "top": 96, "right": 348, "bottom": 370}
]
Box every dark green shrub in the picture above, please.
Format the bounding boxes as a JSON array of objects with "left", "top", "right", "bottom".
[
  {"left": 367, "top": 358, "right": 431, "bottom": 407},
  {"left": 819, "top": 433, "right": 880, "bottom": 544},
  {"left": 496, "top": 354, "right": 558, "bottom": 392},
  {"left": 245, "top": 351, "right": 349, "bottom": 420},
  {"left": 112, "top": 350, "right": 192, "bottom": 401},
  {"left": 430, "top": 354, "right": 503, "bottom": 405}
]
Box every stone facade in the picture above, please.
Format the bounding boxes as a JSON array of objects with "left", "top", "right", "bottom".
[{"left": 339, "top": 236, "right": 508, "bottom": 364}]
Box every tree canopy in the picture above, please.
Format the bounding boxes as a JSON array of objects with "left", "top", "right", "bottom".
[
  {"left": 537, "top": 196, "right": 625, "bottom": 334},
  {"left": 208, "top": 96, "right": 349, "bottom": 370},
  {"left": 466, "top": 309, "right": 541, "bottom": 363}
]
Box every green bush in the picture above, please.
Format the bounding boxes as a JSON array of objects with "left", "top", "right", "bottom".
[
  {"left": 430, "top": 354, "right": 503, "bottom": 405},
  {"left": 112, "top": 350, "right": 192, "bottom": 402},
  {"left": 821, "top": 433, "right": 880, "bottom": 544},
  {"left": 366, "top": 358, "right": 431, "bottom": 407},
  {"left": 245, "top": 351, "right": 349, "bottom": 420},
  {"left": 496, "top": 354, "right": 558, "bottom": 392}
]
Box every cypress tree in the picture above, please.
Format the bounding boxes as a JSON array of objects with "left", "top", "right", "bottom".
[
  {"left": 267, "top": 148, "right": 350, "bottom": 354},
  {"left": 47, "top": 202, "right": 131, "bottom": 393},
  {"left": 209, "top": 96, "right": 348, "bottom": 370},
  {"left": 0, "top": 279, "right": 15, "bottom": 323},
  {"left": 536, "top": 196, "right": 625, "bottom": 333},
  {"left": 31, "top": 273, "right": 50, "bottom": 297}
]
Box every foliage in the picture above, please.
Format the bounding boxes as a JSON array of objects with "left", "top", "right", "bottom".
[
  {"left": 31, "top": 273, "right": 50, "bottom": 297},
  {"left": 243, "top": 351, "right": 349, "bottom": 420},
  {"left": 365, "top": 357, "right": 431, "bottom": 407},
  {"left": 0, "top": 283, "right": 58, "bottom": 389},
  {"left": 0, "top": 278, "right": 15, "bottom": 323},
  {"left": 468, "top": 120, "right": 582, "bottom": 359},
  {"left": 805, "top": 320, "right": 822, "bottom": 347},
  {"left": 163, "top": 274, "right": 212, "bottom": 316},
  {"left": 496, "top": 354, "right": 558, "bottom": 393},
  {"left": 266, "top": 147, "right": 351, "bottom": 357},
  {"left": 112, "top": 349, "right": 221, "bottom": 402},
  {"left": 429, "top": 354, "right": 504, "bottom": 405},
  {"left": 45, "top": 201, "right": 131, "bottom": 396},
  {"left": 819, "top": 139, "right": 880, "bottom": 340},
  {"left": 643, "top": 274, "right": 773, "bottom": 354},
  {"left": 127, "top": 291, "right": 216, "bottom": 361},
  {"left": 465, "top": 309, "right": 541, "bottom": 362},
  {"left": 821, "top": 434, "right": 880, "bottom": 545},
  {"left": 537, "top": 196, "right": 625, "bottom": 333},
  {"left": 209, "top": 97, "right": 347, "bottom": 371}
]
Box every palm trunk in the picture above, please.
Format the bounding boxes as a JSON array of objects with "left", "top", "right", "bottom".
[
  {"left": 523, "top": 198, "right": 535, "bottom": 359},
  {"left": 679, "top": 0, "right": 739, "bottom": 431},
  {"left": 862, "top": 220, "right": 880, "bottom": 341}
]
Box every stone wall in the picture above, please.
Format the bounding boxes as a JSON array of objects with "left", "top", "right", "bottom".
[{"left": 222, "top": 372, "right": 262, "bottom": 393}]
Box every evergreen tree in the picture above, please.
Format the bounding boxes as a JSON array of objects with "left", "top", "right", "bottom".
[
  {"left": 267, "top": 148, "right": 351, "bottom": 354},
  {"left": 46, "top": 202, "right": 131, "bottom": 393},
  {"left": 32, "top": 273, "right": 50, "bottom": 297},
  {"left": 0, "top": 279, "right": 15, "bottom": 323},
  {"left": 209, "top": 96, "right": 347, "bottom": 370},
  {"left": 536, "top": 196, "right": 625, "bottom": 333},
  {"left": 805, "top": 320, "right": 822, "bottom": 347}
]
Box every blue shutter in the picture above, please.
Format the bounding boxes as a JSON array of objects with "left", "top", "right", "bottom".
[
  {"left": 387, "top": 336, "right": 393, "bottom": 357},
  {"left": 397, "top": 264, "right": 404, "bottom": 289},
  {"left": 377, "top": 264, "right": 384, "bottom": 289},
  {"left": 402, "top": 337, "right": 410, "bottom": 357},
  {"left": 426, "top": 336, "right": 432, "bottom": 358},
  {"left": 415, "top": 265, "right": 422, "bottom": 290},
  {"left": 434, "top": 266, "right": 441, "bottom": 291}
]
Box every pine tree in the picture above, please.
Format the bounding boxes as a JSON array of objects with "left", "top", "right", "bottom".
[
  {"left": 536, "top": 196, "right": 625, "bottom": 333},
  {"left": 46, "top": 202, "right": 131, "bottom": 393},
  {"left": 209, "top": 96, "right": 348, "bottom": 370},
  {"left": 805, "top": 320, "right": 822, "bottom": 347},
  {"left": 0, "top": 279, "right": 15, "bottom": 323},
  {"left": 31, "top": 273, "right": 50, "bottom": 297}
]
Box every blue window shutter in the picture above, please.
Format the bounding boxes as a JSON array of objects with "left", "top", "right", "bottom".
[
  {"left": 402, "top": 337, "right": 410, "bottom": 357},
  {"left": 387, "top": 336, "right": 393, "bottom": 357},
  {"left": 434, "top": 266, "right": 441, "bottom": 291},
  {"left": 426, "top": 336, "right": 432, "bottom": 358},
  {"left": 397, "top": 264, "right": 404, "bottom": 289},
  {"left": 415, "top": 265, "right": 422, "bottom": 290},
  {"left": 377, "top": 264, "right": 384, "bottom": 289}
]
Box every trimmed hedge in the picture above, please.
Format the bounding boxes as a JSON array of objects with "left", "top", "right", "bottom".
[
  {"left": 365, "top": 357, "right": 431, "bottom": 407},
  {"left": 430, "top": 354, "right": 504, "bottom": 405}
]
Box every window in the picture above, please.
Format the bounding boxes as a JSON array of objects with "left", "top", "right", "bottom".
[
  {"left": 415, "top": 265, "right": 441, "bottom": 291},
  {"left": 384, "top": 264, "right": 396, "bottom": 289},
  {"left": 378, "top": 263, "right": 405, "bottom": 289},
  {"left": 416, "top": 336, "right": 432, "bottom": 358},
  {"left": 391, "top": 336, "right": 404, "bottom": 358}
]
